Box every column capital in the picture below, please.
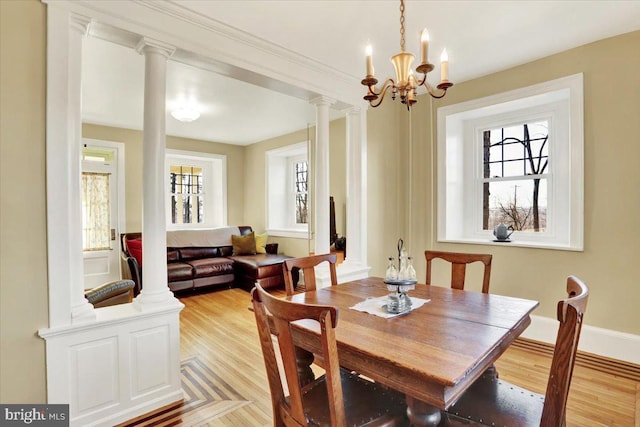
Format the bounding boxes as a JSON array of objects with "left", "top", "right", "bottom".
[
  {"left": 310, "top": 96, "right": 336, "bottom": 107},
  {"left": 342, "top": 105, "right": 362, "bottom": 116},
  {"left": 136, "top": 37, "right": 176, "bottom": 58},
  {"left": 69, "top": 13, "right": 91, "bottom": 36}
]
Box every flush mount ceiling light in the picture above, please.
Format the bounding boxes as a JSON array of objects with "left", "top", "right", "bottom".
[
  {"left": 171, "top": 106, "right": 200, "bottom": 122},
  {"left": 361, "top": 0, "right": 453, "bottom": 110}
]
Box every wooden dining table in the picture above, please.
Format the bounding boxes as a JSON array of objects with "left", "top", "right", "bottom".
[{"left": 286, "top": 277, "right": 540, "bottom": 427}]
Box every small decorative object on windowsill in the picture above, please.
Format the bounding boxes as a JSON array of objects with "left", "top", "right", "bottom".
[
  {"left": 383, "top": 238, "right": 417, "bottom": 314},
  {"left": 493, "top": 223, "right": 515, "bottom": 242}
]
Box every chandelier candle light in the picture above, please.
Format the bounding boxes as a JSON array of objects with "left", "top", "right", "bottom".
[{"left": 361, "top": 0, "right": 453, "bottom": 110}]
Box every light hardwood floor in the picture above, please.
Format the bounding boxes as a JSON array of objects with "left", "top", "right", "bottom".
[{"left": 176, "top": 287, "right": 638, "bottom": 426}]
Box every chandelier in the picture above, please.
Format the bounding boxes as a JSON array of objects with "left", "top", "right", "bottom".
[{"left": 361, "top": 0, "right": 453, "bottom": 109}]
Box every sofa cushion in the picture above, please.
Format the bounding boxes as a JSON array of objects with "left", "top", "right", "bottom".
[
  {"left": 168, "top": 262, "right": 193, "bottom": 282},
  {"left": 186, "top": 257, "right": 235, "bottom": 278},
  {"left": 255, "top": 232, "right": 268, "bottom": 254},
  {"left": 127, "top": 238, "right": 143, "bottom": 268},
  {"left": 167, "top": 248, "right": 180, "bottom": 262},
  {"left": 232, "top": 232, "right": 256, "bottom": 255},
  {"left": 179, "top": 247, "right": 219, "bottom": 261},
  {"left": 230, "top": 254, "right": 290, "bottom": 279}
]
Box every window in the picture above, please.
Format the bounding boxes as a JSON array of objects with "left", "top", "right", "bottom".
[
  {"left": 437, "top": 74, "right": 583, "bottom": 250},
  {"left": 293, "top": 156, "right": 309, "bottom": 225},
  {"left": 266, "top": 142, "right": 310, "bottom": 238},
  {"left": 82, "top": 172, "right": 111, "bottom": 251},
  {"left": 482, "top": 121, "right": 549, "bottom": 233},
  {"left": 169, "top": 165, "right": 204, "bottom": 225},
  {"left": 166, "top": 150, "right": 227, "bottom": 230}
]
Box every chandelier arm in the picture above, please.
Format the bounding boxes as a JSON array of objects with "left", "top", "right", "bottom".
[
  {"left": 368, "top": 80, "right": 396, "bottom": 108},
  {"left": 367, "top": 78, "right": 396, "bottom": 97},
  {"left": 422, "top": 80, "right": 450, "bottom": 99},
  {"left": 416, "top": 72, "right": 428, "bottom": 87}
]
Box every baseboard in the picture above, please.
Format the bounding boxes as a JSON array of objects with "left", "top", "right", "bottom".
[
  {"left": 336, "top": 261, "right": 371, "bottom": 283},
  {"left": 513, "top": 337, "right": 640, "bottom": 382},
  {"left": 521, "top": 314, "right": 640, "bottom": 365}
]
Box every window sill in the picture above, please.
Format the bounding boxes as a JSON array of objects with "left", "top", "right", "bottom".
[
  {"left": 438, "top": 237, "right": 583, "bottom": 252},
  {"left": 267, "top": 229, "right": 310, "bottom": 239}
]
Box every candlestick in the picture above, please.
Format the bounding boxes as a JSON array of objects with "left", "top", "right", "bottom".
[
  {"left": 365, "top": 43, "right": 374, "bottom": 77},
  {"left": 420, "top": 29, "right": 429, "bottom": 64},
  {"left": 440, "top": 48, "right": 449, "bottom": 82}
]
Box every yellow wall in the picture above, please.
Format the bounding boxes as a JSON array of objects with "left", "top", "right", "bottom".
[
  {"left": 422, "top": 31, "right": 640, "bottom": 334},
  {"left": 82, "top": 124, "right": 246, "bottom": 231},
  {"left": 0, "top": 0, "right": 48, "bottom": 403}
]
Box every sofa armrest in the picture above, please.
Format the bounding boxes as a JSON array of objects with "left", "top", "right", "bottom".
[
  {"left": 265, "top": 243, "right": 279, "bottom": 254},
  {"left": 85, "top": 280, "right": 134, "bottom": 308}
]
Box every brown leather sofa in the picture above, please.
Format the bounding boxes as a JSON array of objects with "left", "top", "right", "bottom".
[{"left": 120, "top": 226, "right": 291, "bottom": 294}]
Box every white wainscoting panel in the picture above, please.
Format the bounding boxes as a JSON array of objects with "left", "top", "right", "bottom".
[
  {"left": 39, "top": 302, "right": 184, "bottom": 427},
  {"left": 71, "top": 338, "right": 119, "bottom": 414},
  {"left": 131, "top": 326, "right": 170, "bottom": 397}
]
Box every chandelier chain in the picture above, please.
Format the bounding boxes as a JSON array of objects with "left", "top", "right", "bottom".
[{"left": 399, "top": 0, "right": 406, "bottom": 52}]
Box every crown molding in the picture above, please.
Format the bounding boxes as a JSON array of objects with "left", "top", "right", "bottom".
[{"left": 42, "top": 0, "right": 363, "bottom": 108}]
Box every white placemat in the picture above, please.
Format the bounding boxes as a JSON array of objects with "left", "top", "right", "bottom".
[{"left": 350, "top": 295, "right": 430, "bottom": 319}]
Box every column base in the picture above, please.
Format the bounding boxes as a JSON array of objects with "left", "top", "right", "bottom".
[
  {"left": 315, "top": 260, "right": 370, "bottom": 288},
  {"left": 71, "top": 300, "right": 97, "bottom": 324},
  {"left": 134, "top": 289, "right": 181, "bottom": 310}
]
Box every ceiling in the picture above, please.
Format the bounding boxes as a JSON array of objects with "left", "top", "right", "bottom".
[{"left": 81, "top": 0, "right": 640, "bottom": 146}]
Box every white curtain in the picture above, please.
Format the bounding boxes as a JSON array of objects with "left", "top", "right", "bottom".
[{"left": 82, "top": 172, "right": 110, "bottom": 251}]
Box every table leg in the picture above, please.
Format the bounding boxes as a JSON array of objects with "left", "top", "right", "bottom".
[
  {"left": 294, "top": 347, "right": 315, "bottom": 387},
  {"left": 406, "top": 396, "right": 442, "bottom": 427}
]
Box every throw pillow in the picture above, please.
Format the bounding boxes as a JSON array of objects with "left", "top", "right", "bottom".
[
  {"left": 127, "top": 238, "right": 143, "bottom": 268},
  {"left": 232, "top": 232, "right": 256, "bottom": 255},
  {"left": 255, "top": 232, "right": 268, "bottom": 254}
]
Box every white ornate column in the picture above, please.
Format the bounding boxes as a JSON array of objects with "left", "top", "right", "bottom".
[
  {"left": 310, "top": 96, "right": 335, "bottom": 256},
  {"left": 46, "top": 8, "right": 95, "bottom": 326},
  {"left": 135, "top": 38, "right": 178, "bottom": 307},
  {"left": 336, "top": 106, "right": 371, "bottom": 282}
]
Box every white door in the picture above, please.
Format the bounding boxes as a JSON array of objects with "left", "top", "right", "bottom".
[{"left": 82, "top": 140, "right": 125, "bottom": 289}]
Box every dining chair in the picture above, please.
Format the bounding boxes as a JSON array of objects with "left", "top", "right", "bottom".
[
  {"left": 425, "top": 250, "right": 493, "bottom": 293},
  {"left": 251, "top": 283, "right": 408, "bottom": 427},
  {"left": 283, "top": 253, "right": 338, "bottom": 296},
  {"left": 441, "top": 275, "right": 589, "bottom": 427}
]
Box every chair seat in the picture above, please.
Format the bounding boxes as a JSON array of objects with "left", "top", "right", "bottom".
[
  {"left": 299, "top": 370, "right": 407, "bottom": 427},
  {"left": 443, "top": 372, "right": 544, "bottom": 427}
]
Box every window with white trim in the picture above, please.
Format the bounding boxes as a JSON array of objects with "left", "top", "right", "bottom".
[
  {"left": 293, "top": 156, "right": 309, "bottom": 225},
  {"left": 437, "top": 74, "right": 584, "bottom": 250},
  {"left": 166, "top": 150, "right": 227, "bottom": 230},
  {"left": 266, "top": 142, "right": 310, "bottom": 238}
]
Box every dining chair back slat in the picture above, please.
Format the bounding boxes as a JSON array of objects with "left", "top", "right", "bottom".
[
  {"left": 425, "top": 250, "right": 492, "bottom": 293},
  {"left": 283, "top": 253, "right": 338, "bottom": 296}
]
